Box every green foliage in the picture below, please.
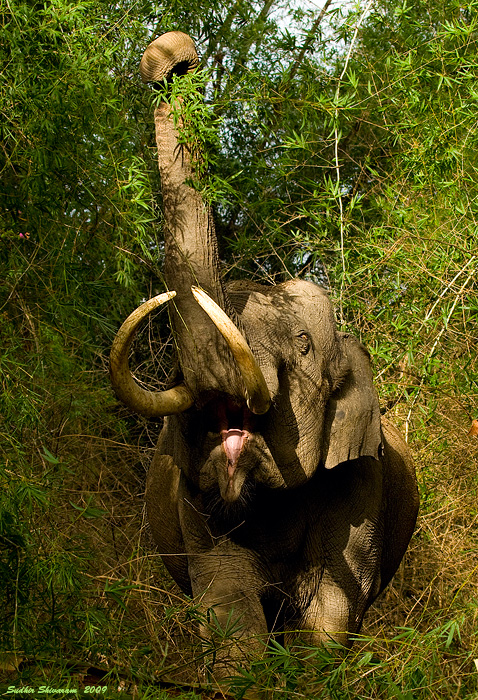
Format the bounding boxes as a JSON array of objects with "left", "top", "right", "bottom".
[
  {"left": 0, "top": 0, "right": 165, "bottom": 675},
  {"left": 1, "top": 0, "right": 478, "bottom": 696},
  {"left": 0, "top": 455, "right": 84, "bottom": 654},
  {"left": 222, "top": 619, "right": 477, "bottom": 699}
]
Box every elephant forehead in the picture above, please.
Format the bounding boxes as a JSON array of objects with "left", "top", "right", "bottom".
[
  {"left": 280, "top": 280, "right": 338, "bottom": 335},
  {"left": 229, "top": 280, "right": 338, "bottom": 349},
  {"left": 238, "top": 290, "right": 284, "bottom": 324},
  {"left": 268, "top": 280, "right": 337, "bottom": 332},
  {"left": 279, "top": 278, "right": 334, "bottom": 312},
  {"left": 238, "top": 294, "right": 287, "bottom": 361},
  {"left": 238, "top": 292, "right": 309, "bottom": 353}
]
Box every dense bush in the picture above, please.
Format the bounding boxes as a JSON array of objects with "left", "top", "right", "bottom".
[{"left": 1, "top": 0, "right": 477, "bottom": 696}]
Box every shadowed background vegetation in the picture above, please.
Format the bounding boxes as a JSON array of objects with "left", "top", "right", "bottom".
[{"left": 1, "top": 0, "right": 478, "bottom": 696}]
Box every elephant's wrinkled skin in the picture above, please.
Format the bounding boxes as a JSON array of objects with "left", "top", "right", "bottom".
[{"left": 110, "top": 31, "right": 419, "bottom": 673}]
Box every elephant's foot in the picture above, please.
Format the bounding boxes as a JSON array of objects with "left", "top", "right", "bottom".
[
  {"left": 197, "top": 599, "right": 269, "bottom": 684},
  {"left": 297, "top": 585, "right": 360, "bottom": 649}
]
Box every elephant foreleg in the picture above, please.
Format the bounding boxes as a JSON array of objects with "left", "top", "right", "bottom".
[
  {"left": 187, "top": 549, "right": 268, "bottom": 678},
  {"left": 297, "top": 582, "right": 355, "bottom": 647},
  {"left": 146, "top": 454, "right": 191, "bottom": 593}
]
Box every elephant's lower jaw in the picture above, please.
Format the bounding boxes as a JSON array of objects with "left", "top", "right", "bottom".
[
  {"left": 221, "top": 457, "right": 248, "bottom": 504},
  {"left": 222, "top": 477, "right": 245, "bottom": 503}
]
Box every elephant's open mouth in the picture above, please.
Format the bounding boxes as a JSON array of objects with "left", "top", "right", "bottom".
[
  {"left": 204, "top": 394, "right": 257, "bottom": 434},
  {"left": 203, "top": 395, "right": 260, "bottom": 500}
]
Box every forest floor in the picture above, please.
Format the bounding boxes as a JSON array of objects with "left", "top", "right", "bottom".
[{"left": 2, "top": 396, "right": 478, "bottom": 699}]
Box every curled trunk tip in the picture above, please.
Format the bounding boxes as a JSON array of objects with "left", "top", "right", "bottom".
[{"left": 140, "top": 31, "right": 199, "bottom": 84}]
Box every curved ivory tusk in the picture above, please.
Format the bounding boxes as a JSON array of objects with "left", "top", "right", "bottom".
[
  {"left": 191, "top": 286, "right": 271, "bottom": 415},
  {"left": 110, "top": 292, "right": 194, "bottom": 417}
]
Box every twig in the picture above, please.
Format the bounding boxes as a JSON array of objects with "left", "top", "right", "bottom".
[
  {"left": 287, "top": 0, "right": 334, "bottom": 84},
  {"left": 404, "top": 267, "right": 476, "bottom": 441},
  {"left": 424, "top": 255, "right": 476, "bottom": 321},
  {"left": 334, "top": 0, "right": 374, "bottom": 322}
]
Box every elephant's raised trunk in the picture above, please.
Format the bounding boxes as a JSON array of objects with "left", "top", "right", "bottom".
[
  {"left": 109, "top": 32, "right": 271, "bottom": 417},
  {"left": 191, "top": 287, "right": 270, "bottom": 414},
  {"left": 143, "top": 31, "right": 246, "bottom": 401},
  {"left": 139, "top": 31, "right": 199, "bottom": 82}
]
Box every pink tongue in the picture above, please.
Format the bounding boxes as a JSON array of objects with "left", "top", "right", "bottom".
[{"left": 221, "top": 429, "right": 247, "bottom": 468}]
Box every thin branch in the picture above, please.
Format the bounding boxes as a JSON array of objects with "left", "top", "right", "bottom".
[
  {"left": 287, "top": 0, "right": 334, "bottom": 85},
  {"left": 230, "top": 0, "right": 276, "bottom": 76},
  {"left": 203, "top": 1, "right": 242, "bottom": 63},
  {"left": 424, "top": 254, "right": 477, "bottom": 322},
  {"left": 214, "top": 0, "right": 277, "bottom": 109},
  {"left": 334, "top": 0, "right": 374, "bottom": 323},
  {"left": 404, "top": 265, "right": 476, "bottom": 441}
]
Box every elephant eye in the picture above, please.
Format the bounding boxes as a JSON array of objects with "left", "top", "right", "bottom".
[{"left": 296, "top": 331, "right": 311, "bottom": 355}]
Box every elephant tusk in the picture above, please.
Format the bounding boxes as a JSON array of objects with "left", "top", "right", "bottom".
[
  {"left": 191, "top": 286, "right": 271, "bottom": 415},
  {"left": 110, "top": 292, "right": 194, "bottom": 417}
]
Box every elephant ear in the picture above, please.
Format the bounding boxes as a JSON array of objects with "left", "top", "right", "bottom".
[{"left": 322, "top": 333, "right": 382, "bottom": 470}]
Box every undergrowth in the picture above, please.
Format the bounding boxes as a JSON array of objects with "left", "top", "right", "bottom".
[
  {"left": 2, "top": 362, "right": 478, "bottom": 699},
  {"left": 2, "top": 0, "right": 478, "bottom": 697}
]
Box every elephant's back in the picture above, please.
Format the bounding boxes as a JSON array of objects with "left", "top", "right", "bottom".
[
  {"left": 381, "top": 416, "right": 413, "bottom": 468},
  {"left": 379, "top": 416, "right": 419, "bottom": 590}
]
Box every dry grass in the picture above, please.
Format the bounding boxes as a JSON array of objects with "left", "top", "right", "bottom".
[
  {"left": 52, "top": 393, "right": 478, "bottom": 693},
  {"left": 6, "top": 338, "right": 478, "bottom": 698}
]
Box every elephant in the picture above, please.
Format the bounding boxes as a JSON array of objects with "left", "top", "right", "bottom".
[{"left": 109, "top": 31, "right": 419, "bottom": 675}]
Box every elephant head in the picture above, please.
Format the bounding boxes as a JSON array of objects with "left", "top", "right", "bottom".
[{"left": 109, "top": 32, "right": 418, "bottom": 670}]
